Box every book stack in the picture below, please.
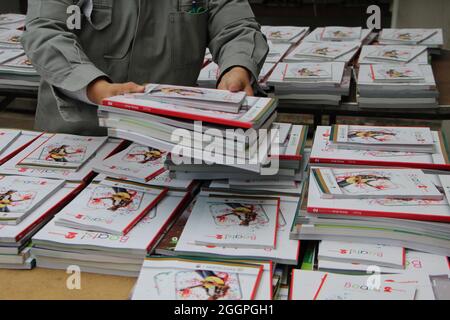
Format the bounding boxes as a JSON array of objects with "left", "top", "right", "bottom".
[
  {"left": 378, "top": 28, "right": 444, "bottom": 54},
  {"left": 303, "top": 27, "right": 374, "bottom": 45},
  {"left": 358, "top": 45, "right": 429, "bottom": 65},
  {"left": 0, "top": 129, "right": 42, "bottom": 165},
  {"left": 357, "top": 64, "right": 439, "bottom": 109},
  {"left": 284, "top": 41, "right": 361, "bottom": 65},
  {"left": 31, "top": 179, "right": 194, "bottom": 276},
  {"left": 267, "top": 62, "right": 351, "bottom": 105},
  {"left": 266, "top": 41, "right": 294, "bottom": 64},
  {"left": 0, "top": 179, "right": 82, "bottom": 270},
  {"left": 261, "top": 26, "right": 310, "bottom": 45},
  {"left": 0, "top": 14, "right": 26, "bottom": 31}
]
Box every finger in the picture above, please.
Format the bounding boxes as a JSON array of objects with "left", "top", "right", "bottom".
[
  {"left": 227, "top": 81, "right": 243, "bottom": 93},
  {"left": 244, "top": 83, "right": 254, "bottom": 96},
  {"left": 217, "top": 79, "right": 228, "bottom": 91},
  {"left": 123, "top": 82, "right": 145, "bottom": 93}
]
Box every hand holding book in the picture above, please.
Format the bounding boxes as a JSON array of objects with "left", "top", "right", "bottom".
[
  {"left": 87, "top": 78, "right": 146, "bottom": 105},
  {"left": 217, "top": 66, "right": 254, "bottom": 96}
]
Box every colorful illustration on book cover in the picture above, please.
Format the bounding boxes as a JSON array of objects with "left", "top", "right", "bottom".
[
  {"left": 153, "top": 87, "right": 204, "bottom": 97},
  {"left": 312, "top": 46, "right": 340, "bottom": 56},
  {"left": 7, "top": 35, "right": 20, "bottom": 43},
  {"left": 329, "top": 30, "right": 352, "bottom": 39},
  {"left": 291, "top": 66, "right": 329, "bottom": 79},
  {"left": 88, "top": 187, "right": 143, "bottom": 212},
  {"left": 210, "top": 203, "right": 269, "bottom": 227},
  {"left": 347, "top": 129, "right": 397, "bottom": 143},
  {"left": 123, "top": 146, "right": 166, "bottom": 165},
  {"left": 382, "top": 68, "right": 420, "bottom": 79},
  {"left": 370, "top": 184, "right": 447, "bottom": 206},
  {"left": 0, "top": 189, "right": 35, "bottom": 212},
  {"left": 40, "top": 144, "right": 87, "bottom": 163},
  {"left": 268, "top": 31, "right": 292, "bottom": 40},
  {"left": 175, "top": 270, "right": 242, "bottom": 300},
  {"left": 335, "top": 172, "right": 398, "bottom": 194}
]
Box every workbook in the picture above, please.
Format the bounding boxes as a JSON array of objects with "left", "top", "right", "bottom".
[
  {"left": 0, "top": 176, "right": 65, "bottom": 225},
  {"left": 186, "top": 195, "right": 280, "bottom": 249},
  {"left": 312, "top": 168, "right": 443, "bottom": 200},
  {"left": 321, "top": 27, "right": 362, "bottom": 41},
  {"left": 290, "top": 270, "right": 433, "bottom": 300},
  {"left": 17, "top": 134, "right": 108, "bottom": 170},
  {"left": 54, "top": 183, "right": 168, "bottom": 235},
  {"left": 131, "top": 257, "right": 263, "bottom": 300},
  {"left": 144, "top": 84, "right": 246, "bottom": 113},
  {"left": 93, "top": 143, "right": 167, "bottom": 183},
  {"left": 329, "top": 125, "right": 435, "bottom": 153},
  {"left": 0, "top": 29, "right": 22, "bottom": 48},
  {"left": 284, "top": 63, "right": 333, "bottom": 81},
  {"left": 370, "top": 65, "right": 425, "bottom": 83},
  {"left": 318, "top": 241, "right": 405, "bottom": 268},
  {"left": 0, "top": 49, "right": 23, "bottom": 64},
  {"left": 292, "top": 41, "right": 360, "bottom": 61},
  {"left": 261, "top": 26, "right": 309, "bottom": 43},
  {"left": 365, "top": 45, "right": 427, "bottom": 63},
  {"left": 379, "top": 29, "right": 438, "bottom": 45},
  {"left": 0, "top": 129, "right": 21, "bottom": 154}
]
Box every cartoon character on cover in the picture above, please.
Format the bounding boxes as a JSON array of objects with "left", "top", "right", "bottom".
[
  {"left": 269, "top": 31, "right": 283, "bottom": 39},
  {"left": 332, "top": 30, "right": 349, "bottom": 39},
  {"left": 386, "top": 69, "right": 409, "bottom": 78},
  {"left": 8, "top": 35, "right": 20, "bottom": 43},
  {"left": 93, "top": 187, "right": 137, "bottom": 211},
  {"left": 382, "top": 50, "right": 400, "bottom": 59},
  {"left": 180, "top": 270, "right": 230, "bottom": 300},
  {"left": 45, "top": 145, "right": 83, "bottom": 162},
  {"left": 338, "top": 174, "right": 391, "bottom": 190},
  {"left": 397, "top": 33, "right": 413, "bottom": 41},
  {"left": 128, "top": 147, "right": 165, "bottom": 164},
  {"left": 348, "top": 130, "right": 396, "bottom": 142},
  {"left": 217, "top": 204, "right": 257, "bottom": 226},
  {"left": 154, "top": 87, "right": 204, "bottom": 97},
  {"left": 0, "top": 190, "right": 28, "bottom": 212},
  {"left": 314, "top": 47, "right": 334, "bottom": 56},
  {"left": 298, "top": 68, "right": 321, "bottom": 77}
]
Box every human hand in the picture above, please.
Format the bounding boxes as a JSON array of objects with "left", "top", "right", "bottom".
[
  {"left": 217, "top": 66, "right": 254, "bottom": 96},
  {"left": 87, "top": 78, "right": 145, "bottom": 105}
]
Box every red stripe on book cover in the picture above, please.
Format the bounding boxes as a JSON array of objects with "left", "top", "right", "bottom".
[
  {"left": 402, "top": 248, "right": 406, "bottom": 268},
  {"left": 102, "top": 101, "right": 254, "bottom": 129},
  {"left": 250, "top": 265, "right": 264, "bottom": 300},
  {"left": 289, "top": 270, "right": 295, "bottom": 300},
  {"left": 16, "top": 133, "right": 55, "bottom": 167},
  {"left": 369, "top": 64, "right": 376, "bottom": 81},
  {"left": 0, "top": 132, "right": 45, "bottom": 165},
  {"left": 273, "top": 199, "right": 281, "bottom": 249},
  {"left": 122, "top": 188, "right": 169, "bottom": 235},
  {"left": 269, "top": 261, "right": 274, "bottom": 300},
  {"left": 309, "top": 157, "right": 450, "bottom": 171},
  {"left": 313, "top": 273, "right": 329, "bottom": 300},
  {"left": 307, "top": 206, "right": 450, "bottom": 223},
  {"left": 145, "top": 168, "right": 167, "bottom": 182}
]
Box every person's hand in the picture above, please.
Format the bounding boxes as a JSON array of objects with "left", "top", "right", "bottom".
[
  {"left": 217, "top": 66, "right": 254, "bottom": 96},
  {"left": 87, "top": 78, "right": 145, "bottom": 105}
]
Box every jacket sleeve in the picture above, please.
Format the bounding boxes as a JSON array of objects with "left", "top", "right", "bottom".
[
  {"left": 21, "top": 0, "right": 107, "bottom": 92},
  {"left": 207, "top": 0, "right": 269, "bottom": 81}
]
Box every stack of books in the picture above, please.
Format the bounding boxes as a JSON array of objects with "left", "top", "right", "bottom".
[
  {"left": 358, "top": 45, "right": 429, "bottom": 65},
  {"left": 303, "top": 27, "right": 374, "bottom": 45},
  {"left": 266, "top": 41, "right": 294, "bottom": 64},
  {"left": 284, "top": 41, "right": 361, "bottom": 65},
  {"left": 0, "top": 14, "right": 26, "bottom": 31},
  {"left": 357, "top": 64, "right": 439, "bottom": 108},
  {"left": 0, "top": 178, "right": 82, "bottom": 270},
  {"left": 261, "top": 26, "right": 310, "bottom": 45},
  {"left": 267, "top": 62, "right": 350, "bottom": 105},
  {"left": 0, "top": 129, "right": 42, "bottom": 165},
  {"left": 378, "top": 28, "right": 444, "bottom": 54}
]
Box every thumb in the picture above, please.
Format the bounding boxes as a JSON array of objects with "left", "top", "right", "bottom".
[{"left": 228, "top": 81, "right": 243, "bottom": 93}]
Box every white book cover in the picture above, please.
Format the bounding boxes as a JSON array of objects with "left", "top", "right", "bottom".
[
  {"left": 175, "top": 199, "right": 300, "bottom": 264},
  {"left": 0, "top": 130, "right": 41, "bottom": 164},
  {"left": 365, "top": 45, "right": 427, "bottom": 63},
  {"left": 319, "top": 250, "right": 450, "bottom": 276},
  {"left": 55, "top": 183, "right": 168, "bottom": 235},
  {"left": 321, "top": 27, "right": 362, "bottom": 41},
  {"left": 188, "top": 195, "right": 280, "bottom": 249},
  {"left": 0, "top": 183, "right": 80, "bottom": 243},
  {"left": 93, "top": 143, "right": 167, "bottom": 182},
  {"left": 0, "top": 176, "right": 65, "bottom": 225},
  {"left": 318, "top": 241, "right": 405, "bottom": 268},
  {"left": 261, "top": 26, "right": 307, "bottom": 43},
  {"left": 290, "top": 270, "right": 433, "bottom": 300},
  {"left": 144, "top": 84, "right": 246, "bottom": 106},
  {"left": 284, "top": 63, "right": 333, "bottom": 81},
  {"left": 33, "top": 193, "right": 188, "bottom": 254},
  {"left": 272, "top": 125, "right": 307, "bottom": 160},
  {"left": 380, "top": 29, "right": 438, "bottom": 44},
  {"left": 359, "top": 45, "right": 429, "bottom": 65},
  {"left": 292, "top": 42, "right": 359, "bottom": 60},
  {"left": 0, "top": 129, "right": 21, "bottom": 154},
  {"left": 18, "top": 134, "right": 108, "bottom": 170},
  {"left": 0, "top": 14, "right": 26, "bottom": 26},
  {"left": 0, "top": 49, "right": 23, "bottom": 64},
  {"left": 2, "top": 54, "right": 35, "bottom": 71},
  {"left": 101, "top": 171, "right": 194, "bottom": 191},
  {"left": 310, "top": 126, "right": 449, "bottom": 171},
  {"left": 303, "top": 28, "right": 371, "bottom": 43},
  {"left": 131, "top": 257, "right": 263, "bottom": 300},
  {"left": 370, "top": 65, "right": 425, "bottom": 83},
  {"left": 0, "top": 29, "right": 22, "bottom": 46},
  {"left": 265, "top": 42, "right": 292, "bottom": 63},
  {"left": 330, "top": 125, "right": 434, "bottom": 147},
  {"left": 307, "top": 170, "right": 450, "bottom": 222},
  {"left": 312, "top": 168, "right": 442, "bottom": 200}
]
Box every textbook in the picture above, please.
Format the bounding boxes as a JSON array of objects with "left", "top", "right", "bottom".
[
  {"left": 288, "top": 41, "right": 360, "bottom": 62},
  {"left": 0, "top": 29, "right": 22, "bottom": 49},
  {"left": 102, "top": 92, "right": 278, "bottom": 129},
  {"left": 329, "top": 125, "right": 435, "bottom": 153},
  {"left": 318, "top": 250, "right": 450, "bottom": 276},
  {"left": 17, "top": 134, "right": 108, "bottom": 170},
  {"left": 321, "top": 27, "right": 362, "bottom": 41},
  {"left": 0, "top": 176, "right": 65, "bottom": 225},
  {"left": 93, "top": 143, "right": 168, "bottom": 183},
  {"left": 358, "top": 45, "right": 429, "bottom": 65},
  {"left": 0, "top": 49, "right": 23, "bottom": 65},
  {"left": 131, "top": 257, "right": 263, "bottom": 300},
  {"left": 55, "top": 182, "right": 168, "bottom": 235},
  {"left": 318, "top": 241, "right": 405, "bottom": 268},
  {"left": 311, "top": 167, "right": 443, "bottom": 200},
  {"left": 379, "top": 29, "right": 438, "bottom": 45},
  {"left": 185, "top": 195, "right": 280, "bottom": 250},
  {"left": 268, "top": 124, "right": 308, "bottom": 169},
  {"left": 0, "top": 14, "right": 26, "bottom": 30},
  {"left": 261, "top": 26, "right": 309, "bottom": 44},
  {"left": 370, "top": 65, "right": 425, "bottom": 83},
  {"left": 144, "top": 84, "right": 246, "bottom": 113},
  {"left": 310, "top": 126, "right": 450, "bottom": 172},
  {"left": 290, "top": 270, "right": 435, "bottom": 300},
  {"left": 174, "top": 197, "right": 301, "bottom": 265},
  {"left": 0, "top": 129, "right": 21, "bottom": 154},
  {"left": 265, "top": 42, "right": 292, "bottom": 63},
  {"left": 0, "top": 130, "right": 42, "bottom": 165},
  {"left": 284, "top": 62, "right": 333, "bottom": 82}
]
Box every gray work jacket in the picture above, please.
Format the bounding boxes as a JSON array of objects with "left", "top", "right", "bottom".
[{"left": 21, "top": 0, "right": 269, "bottom": 135}]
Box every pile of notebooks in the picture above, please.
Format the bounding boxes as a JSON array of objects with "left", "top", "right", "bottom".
[
  {"left": 0, "top": 14, "right": 26, "bottom": 31},
  {"left": 378, "top": 28, "right": 444, "bottom": 54},
  {"left": 267, "top": 62, "right": 351, "bottom": 105},
  {"left": 357, "top": 64, "right": 439, "bottom": 109},
  {"left": 358, "top": 45, "right": 429, "bottom": 65},
  {"left": 302, "top": 26, "right": 375, "bottom": 45}
]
